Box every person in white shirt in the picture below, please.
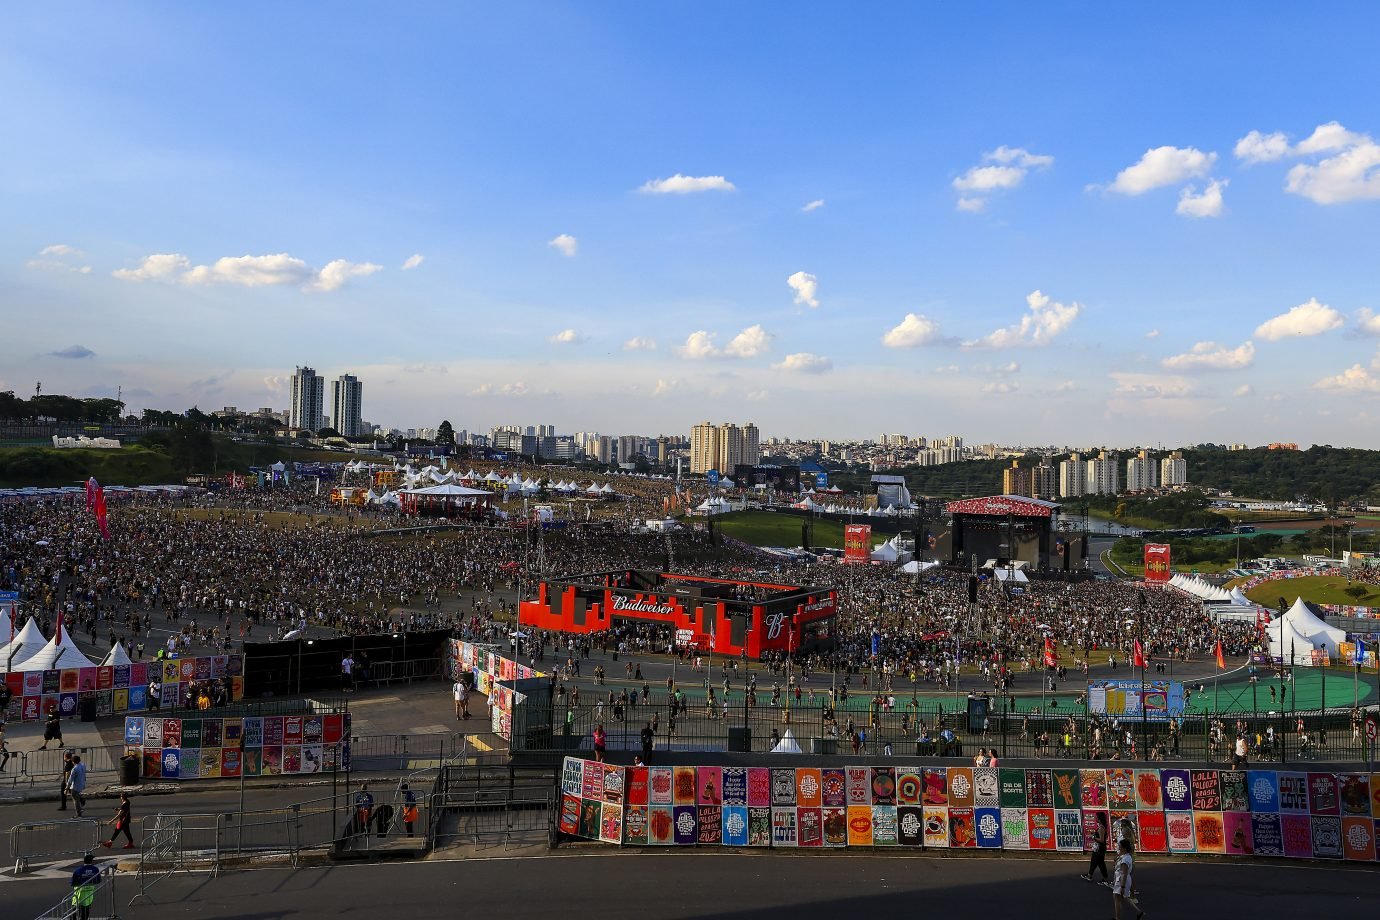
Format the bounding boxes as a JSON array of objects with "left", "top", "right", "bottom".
[
  {"left": 341, "top": 655, "right": 355, "bottom": 692},
  {"left": 1111, "top": 839, "right": 1143, "bottom": 919},
  {"left": 453, "top": 680, "right": 470, "bottom": 720}
]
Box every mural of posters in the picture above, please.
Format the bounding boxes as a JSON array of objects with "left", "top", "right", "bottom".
[
  {"left": 649, "top": 806, "right": 675, "bottom": 845},
  {"left": 1193, "top": 812, "right": 1225, "bottom": 854},
  {"left": 823, "top": 807, "right": 848, "bottom": 847},
  {"left": 59, "top": 670, "right": 79, "bottom": 693},
  {"left": 301, "top": 744, "right": 324, "bottom": 774},
  {"left": 42, "top": 672, "right": 60, "bottom": 696},
  {"left": 747, "top": 808, "right": 772, "bottom": 847},
  {"left": 649, "top": 767, "right": 674, "bottom": 806},
  {"left": 221, "top": 749, "right": 242, "bottom": 779},
  {"left": 201, "top": 719, "right": 223, "bottom": 749},
  {"left": 697, "top": 767, "right": 723, "bottom": 806},
  {"left": 1280, "top": 814, "right": 1312, "bottom": 858},
  {"left": 143, "top": 718, "right": 164, "bottom": 748},
  {"left": 771, "top": 807, "right": 798, "bottom": 847},
  {"left": 1219, "top": 771, "right": 1248, "bottom": 813},
  {"left": 673, "top": 806, "right": 698, "bottom": 845},
  {"left": 822, "top": 768, "right": 848, "bottom": 807},
  {"left": 162, "top": 661, "right": 178, "bottom": 684},
  {"left": 583, "top": 762, "right": 606, "bottom": 802},
  {"left": 973, "top": 768, "right": 1000, "bottom": 808},
  {"left": 261, "top": 747, "right": 282, "bottom": 776},
  {"left": 283, "top": 717, "right": 303, "bottom": 745},
  {"left": 797, "top": 807, "right": 822, "bottom": 847},
  {"left": 131, "top": 663, "right": 148, "bottom": 687},
  {"left": 872, "top": 767, "right": 897, "bottom": 806},
  {"left": 602, "top": 765, "right": 625, "bottom": 805},
  {"left": 747, "top": 769, "right": 771, "bottom": 808},
  {"left": 58, "top": 693, "right": 78, "bottom": 719},
  {"left": 242, "top": 718, "right": 263, "bottom": 748},
  {"left": 223, "top": 719, "right": 243, "bottom": 749},
  {"left": 1134, "top": 770, "right": 1163, "bottom": 811},
  {"left": 1340, "top": 817, "right": 1375, "bottom": 862},
  {"left": 921, "top": 768, "right": 948, "bottom": 806},
  {"left": 698, "top": 806, "right": 723, "bottom": 845},
  {"left": 974, "top": 807, "right": 1002, "bottom": 849},
  {"left": 846, "top": 766, "right": 871, "bottom": 806},
  {"left": 1371, "top": 775, "right": 1380, "bottom": 818},
  {"left": 1165, "top": 812, "right": 1195, "bottom": 852},
  {"left": 1081, "top": 810, "right": 1108, "bottom": 852},
  {"left": 1111, "top": 811, "right": 1138, "bottom": 851},
  {"left": 721, "top": 767, "right": 747, "bottom": 806},
  {"left": 202, "top": 748, "right": 223, "bottom": 778},
  {"left": 1223, "top": 812, "right": 1253, "bottom": 856},
  {"left": 176, "top": 749, "right": 201, "bottom": 779},
  {"left": 947, "top": 767, "right": 974, "bottom": 808},
  {"left": 263, "top": 717, "right": 284, "bottom": 747},
  {"left": 771, "top": 769, "right": 797, "bottom": 807},
  {"left": 578, "top": 799, "right": 602, "bottom": 841},
  {"left": 897, "top": 806, "right": 924, "bottom": 847},
  {"left": 1247, "top": 771, "right": 1280, "bottom": 813},
  {"left": 1137, "top": 810, "right": 1168, "bottom": 853},
  {"left": 124, "top": 717, "right": 144, "bottom": 745},
  {"left": 160, "top": 682, "right": 181, "bottom": 707},
  {"left": 1310, "top": 816, "right": 1343, "bottom": 859},
  {"left": 562, "top": 758, "right": 585, "bottom": 797},
  {"left": 1190, "top": 770, "right": 1221, "bottom": 812},
  {"left": 558, "top": 793, "right": 581, "bottom": 836},
  {"left": 141, "top": 750, "right": 161, "bottom": 779},
  {"left": 796, "top": 768, "right": 823, "bottom": 808},
  {"left": 1106, "top": 768, "right": 1135, "bottom": 810},
  {"left": 1250, "top": 813, "right": 1283, "bottom": 856},
  {"left": 922, "top": 806, "right": 948, "bottom": 848},
  {"left": 87, "top": 669, "right": 104, "bottom": 692},
  {"left": 627, "top": 767, "right": 649, "bottom": 807},
  {"left": 127, "top": 686, "right": 146, "bottom": 712},
  {"left": 303, "top": 716, "right": 323, "bottom": 743},
  {"left": 1051, "top": 769, "right": 1080, "bottom": 811},
  {"left": 241, "top": 749, "right": 261, "bottom": 777},
  {"left": 1001, "top": 808, "right": 1030, "bottom": 849},
  {"left": 1027, "top": 808, "right": 1056, "bottom": 851},
  {"left": 870, "top": 806, "right": 897, "bottom": 847},
  {"left": 847, "top": 806, "right": 875, "bottom": 847},
  {"left": 722, "top": 806, "right": 748, "bottom": 847},
  {"left": 674, "top": 767, "right": 698, "bottom": 805},
  {"left": 322, "top": 714, "right": 343, "bottom": 745},
  {"left": 1027, "top": 769, "right": 1054, "bottom": 808},
  {"left": 1055, "top": 810, "right": 1083, "bottom": 852},
  {"left": 1307, "top": 773, "right": 1339, "bottom": 815},
  {"left": 192, "top": 658, "right": 209, "bottom": 681},
  {"left": 96, "top": 691, "right": 113, "bottom": 718},
  {"left": 1277, "top": 772, "right": 1309, "bottom": 813},
  {"left": 113, "top": 665, "right": 129, "bottom": 689},
  {"left": 1337, "top": 774, "right": 1370, "bottom": 817},
  {"left": 948, "top": 807, "right": 976, "bottom": 848},
  {"left": 999, "top": 768, "right": 1027, "bottom": 808},
  {"left": 1076, "top": 770, "right": 1105, "bottom": 809},
  {"left": 1160, "top": 770, "right": 1192, "bottom": 811}
]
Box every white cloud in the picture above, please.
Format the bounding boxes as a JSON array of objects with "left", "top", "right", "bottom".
[
  {"left": 623, "top": 336, "right": 657, "bottom": 351},
  {"left": 933, "top": 364, "right": 960, "bottom": 374},
  {"left": 1314, "top": 364, "right": 1380, "bottom": 393},
  {"left": 112, "top": 253, "right": 191, "bottom": 281},
  {"left": 802, "top": 199, "right": 825, "bottom": 212},
  {"left": 263, "top": 375, "right": 289, "bottom": 392},
  {"left": 966, "top": 290, "right": 1081, "bottom": 348},
  {"left": 723, "top": 324, "right": 772, "bottom": 358},
  {"left": 1235, "top": 130, "right": 1290, "bottom": 164},
  {"left": 652, "top": 378, "right": 678, "bottom": 396},
  {"left": 639, "top": 174, "right": 736, "bottom": 194},
  {"left": 882, "top": 313, "right": 945, "bottom": 348},
  {"left": 773, "top": 352, "right": 832, "bottom": 373},
  {"left": 27, "top": 244, "right": 93, "bottom": 274},
  {"left": 987, "top": 146, "right": 1055, "bottom": 169},
  {"left": 1295, "top": 122, "right": 1366, "bottom": 155},
  {"left": 401, "top": 253, "right": 425, "bottom": 270},
  {"left": 1053, "top": 380, "right": 1078, "bottom": 394},
  {"left": 1111, "top": 372, "right": 1195, "bottom": 399},
  {"left": 676, "top": 331, "right": 720, "bottom": 359},
  {"left": 745, "top": 389, "right": 770, "bottom": 401},
  {"left": 1234, "top": 384, "right": 1254, "bottom": 397},
  {"left": 1240, "top": 122, "right": 1380, "bottom": 205},
  {"left": 548, "top": 328, "right": 582, "bottom": 345},
  {"left": 1161, "top": 340, "right": 1255, "bottom": 371},
  {"left": 1354, "top": 308, "right": 1380, "bottom": 336},
  {"left": 953, "top": 165, "right": 1026, "bottom": 192},
  {"left": 1109, "top": 146, "right": 1216, "bottom": 195},
  {"left": 310, "top": 259, "right": 383, "bottom": 292},
  {"left": 548, "top": 234, "right": 578, "bottom": 257},
  {"left": 472, "top": 382, "right": 528, "bottom": 396},
  {"left": 39, "top": 244, "right": 81, "bottom": 258},
  {"left": 786, "top": 271, "right": 819, "bottom": 308},
  {"left": 1144, "top": 329, "right": 1160, "bottom": 338},
  {"left": 115, "top": 252, "right": 381, "bottom": 292},
  {"left": 955, "top": 196, "right": 986, "bottom": 213},
  {"left": 1254, "top": 297, "right": 1343, "bottom": 340},
  {"left": 981, "top": 381, "right": 1017, "bottom": 394},
  {"left": 953, "top": 146, "right": 1052, "bottom": 211},
  {"left": 1176, "top": 179, "right": 1227, "bottom": 218}
]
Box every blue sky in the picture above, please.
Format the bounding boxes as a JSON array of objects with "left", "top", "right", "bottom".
[{"left": 3, "top": 3, "right": 1380, "bottom": 446}]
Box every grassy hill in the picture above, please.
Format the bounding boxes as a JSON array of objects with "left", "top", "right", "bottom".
[
  {"left": 714, "top": 510, "right": 849, "bottom": 549},
  {"left": 1245, "top": 574, "right": 1380, "bottom": 608}
]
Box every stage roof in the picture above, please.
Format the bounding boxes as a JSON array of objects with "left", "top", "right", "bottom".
[{"left": 945, "top": 495, "right": 1060, "bottom": 518}]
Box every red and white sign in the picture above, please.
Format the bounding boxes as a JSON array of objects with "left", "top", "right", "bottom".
[
  {"left": 844, "top": 525, "right": 872, "bottom": 564},
  {"left": 1143, "top": 543, "right": 1172, "bottom": 584},
  {"left": 944, "top": 496, "right": 1056, "bottom": 518}
]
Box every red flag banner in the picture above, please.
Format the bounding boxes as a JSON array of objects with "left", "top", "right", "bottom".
[
  {"left": 1043, "top": 637, "right": 1057, "bottom": 668},
  {"left": 1143, "top": 544, "right": 1171, "bottom": 584},
  {"left": 843, "top": 525, "right": 872, "bottom": 565},
  {"left": 93, "top": 484, "right": 110, "bottom": 540},
  {"left": 1215, "top": 640, "right": 1225, "bottom": 671},
  {"left": 1133, "top": 639, "right": 1146, "bottom": 669}
]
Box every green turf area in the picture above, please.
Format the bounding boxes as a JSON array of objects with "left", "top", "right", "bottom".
[
  {"left": 713, "top": 510, "right": 850, "bottom": 549},
  {"left": 1245, "top": 574, "right": 1380, "bottom": 608},
  {"left": 1181, "top": 666, "right": 1377, "bottom": 713}
]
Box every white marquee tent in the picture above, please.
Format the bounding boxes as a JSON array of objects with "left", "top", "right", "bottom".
[
  {"left": 1267, "top": 597, "right": 1344, "bottom": 663},
  {"left": 15, "top": 629, "right": 98, "bottom": 672},
  {"left": 0, "top": 618, "right": 49, "bottom": 670},
  {"left": 100, "top": 642, "right": 133, "bottom": 667}
]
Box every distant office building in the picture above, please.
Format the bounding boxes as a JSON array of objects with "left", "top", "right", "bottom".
[
  {"left": 330, "top": 374, "right": 363, "bottom": 437},
  {"left": 1125, "top": 450, "right": 1158, "bottom": 492},
  {"left": 1086, "top": 451, "right": 1120, "bottom": 495},
  {"left": 290, "top": 366, "right": 325, "bottom": 431},
  {"left": 1058, "top": 452, "right": 1085, "bottom": 498},
  {"left": 1032, "top": 461, "right": 1058, "bottom": 500},
  {"left": 690, "top": 421, "right": 761, "bottom": 474},
  {"left": 1160, "top": 451, "right": 1189, "bottom": 487},
  {"left": 1002, "top": 460, "right": 1033, "bottom": 498}
]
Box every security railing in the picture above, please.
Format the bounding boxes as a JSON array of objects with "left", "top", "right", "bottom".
[
  {"left": 32, "top": 865, "right": 118, "bottom": 920},
  {"left": 9, "top": 817, "right": 103, "bottom": 873}
]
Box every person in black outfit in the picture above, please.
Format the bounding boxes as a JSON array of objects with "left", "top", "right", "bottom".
[
  {"left": 58, "top": 751, "right": 75, "bottom": 811},
  {"left": 1082, "top": 813, "right": 1109, "bottom": 883},
  {"left": 39, "top": 709, "right": 63, "bottom": 750},
  {"left": 639, "top": 721, "right": 654, "bottom": 765}
]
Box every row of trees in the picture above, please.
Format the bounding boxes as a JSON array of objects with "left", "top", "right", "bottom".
[{"left": 0, "top": 391, "right": 126, "bottom": 424}]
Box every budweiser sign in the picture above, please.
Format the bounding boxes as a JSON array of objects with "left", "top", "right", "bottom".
[
  {"left": 611, "top": 594, "right": 677, "bottom": 616},
  {"left": 802, "top": 597, "right": 834, "bottom": 614}
]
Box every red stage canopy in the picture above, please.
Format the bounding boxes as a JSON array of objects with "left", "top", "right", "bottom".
[{"left": 944, "top": 495, "right": 1059, "bottom": 518}]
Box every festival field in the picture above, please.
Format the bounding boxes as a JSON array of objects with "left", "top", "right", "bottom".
[
  {"left": 714, "top": 510, "right": 849, "bottom": 549},
  {"left": 1244, "top": 574, "right": 1380, "bottom": 608}
]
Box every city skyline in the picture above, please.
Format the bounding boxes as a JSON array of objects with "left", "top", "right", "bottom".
[{"left": 4, "top": 5, "right": 1380, "bottom": 445}]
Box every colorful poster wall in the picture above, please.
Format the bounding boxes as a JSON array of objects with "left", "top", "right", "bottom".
[
  {"left": 123, "top": 712, "right": 350, "bottom": 779},
  {"left": 3, "top": 654, "right": 244, "bottom": 723},
  {"left": 447, "top": 639, "right": 544, "bottom": 740}
]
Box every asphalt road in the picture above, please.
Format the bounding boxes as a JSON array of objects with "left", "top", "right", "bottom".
[{"left": 5, "top": 851, "right": 1377, "bottom": 918}]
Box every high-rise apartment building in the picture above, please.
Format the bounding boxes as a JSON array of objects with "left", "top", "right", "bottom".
[
  {"left": 1160, "top": 451, "right": 1189, "bottom": 487},
  {"left": 689, "top": 421, "right": 762, "bottom": 474},
  {"left": 1125, "top": 450, "right": 1158, "bottom": 492},
  {"left": 290, "top": 366, "right": 325, "bottom": 432},
  {"left": 1058, "top": 452, "right": 1085, "bottom": 498},
  {"left": 1032, "top": 461, "right": 1058, "bottom": 500},
  {"left": 330, "top": 374, "right": 363, "bottom": 437},
  {"left": 1086, "top": 451, "right": 1120, "bottom": 495},
  {"left": 1002, "top": 460, "right": 1033, "bottom": 497}
]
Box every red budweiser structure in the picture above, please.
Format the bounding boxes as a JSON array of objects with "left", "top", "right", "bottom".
[{"left": 518, "top": 570, "right": 838, "bottom": 658}]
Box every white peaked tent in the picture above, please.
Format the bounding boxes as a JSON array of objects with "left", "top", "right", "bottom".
[
  {"left": 1228, "top": 587, "right": 1254, "bottom": 607},
  {"left": 100, "top": 642, "right": 133, "bottom": 667},
  {"left": 1269, "top": 615, "right": 1320, "bottom": 665},
  {"left": 0, "top": 604, "right": 12, "bottom": 640},
  {"left": 870, "top": 541, "right": 900, "bottom": 563},
  {"left": 1270, "top": 598, "right": 1344, "bottom": 662},
  {"left": 586, "top": 483, "right": 604, "bottom": 495},
  {"left": 771, "top": 729, "right": 803, "bottom": 754},
  {"left": 900, "top": 560, "right": 940, "bottom": 574},
  {"left": 794, "top": 496, "right": 819, "bottom": 511},
  {"left": 16, "top": 629, "right": 97, "bottom": 671},
  {"left": 994, "top": 568, "right": 1031, "bottom": 583},
  {"left": 0, "top": 618, "right": 49, "bottom": 669}
]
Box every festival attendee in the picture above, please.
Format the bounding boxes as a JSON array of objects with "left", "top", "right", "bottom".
[
  {"left": 1081, "top": 812, "right": 1109, "bottom": 884},
  {"left": 101, "top": 792, "right": 135, "bottom": 849},
  {"left": 70, "top": 853, "right": 102, "bottom": 920},
  {"left": 39, "top": 708, "right": 63, "bottom": 750},
  {"left": 1111, "top": 839, "right": 1143, "bottom": 919},
  {"left": 401, "top": 783, "right": 418, "bottom": 837},
  {"left": 591, "top": 723, "right": 607, "bottom": 762},
  {"left": 59, "top": 751, "right": 75, "bottom": 811},
  {"left": 66, "top": 754, "right": 88, "bottom": 818},
  {"left": 353, "top": 782, "right": 374, "bottom": 836}
]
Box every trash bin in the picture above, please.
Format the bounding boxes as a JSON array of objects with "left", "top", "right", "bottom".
[
  {"left": 79, "top": 696, "right": 98, "bottom": 723},
  {"left": 120, "top": 755, "right": 140, "bottom": 786}
]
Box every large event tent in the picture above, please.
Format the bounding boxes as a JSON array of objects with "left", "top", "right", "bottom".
[
  {"left": 1267, "top": 597, "right": 1344, "bottom": 664},
  {"left": 15, "top": 629, "right": 98, "bottom": 671},
  {"left": 0, "top": 618, "right": 49, "bottom": 669},
  {"left": 100, "top": 642, "right": 134, "bottom": 667}
]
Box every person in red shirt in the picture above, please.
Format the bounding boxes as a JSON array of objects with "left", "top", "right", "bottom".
[{"left": 592, "top": 724, "right": 607, "bottom": 762}]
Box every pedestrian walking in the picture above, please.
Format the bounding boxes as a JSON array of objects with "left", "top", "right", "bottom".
[
  {"left": 59, "top": 751, "right": 75, "bottom": 811},
  {"left": 640, "top": 721, "right": 654, "bottom": 764},
  {"left": 0, "top": 726, "right": 11, "bottom": 772},
  {"left": 39, "top": 708, "right": 63, "bottom": 749},
  {"left": 401, "top": 783, "right": 418, "bottom": 837},
  {"left": 592, "top": 723, "right": 607, "bottom": 762},
  {"left": 1112, "top": 839, "right": 1144, "bottom": 919},
  {"left": 101, "top": 792, "right": 136, "bottom": 849},
  {"left": 70, "top": 853, "right": 102, "bottom": 920},
  {"left": 1081, "top": 812, "right": 1109, "bottom": 884},
  {"left": 453, "top": 678, "right": 466, "bottom": 720},
  {"left": 67, "top": 754, "right": 88, "bottom": 817}
]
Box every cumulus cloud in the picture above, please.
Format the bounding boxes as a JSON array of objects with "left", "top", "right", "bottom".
[
  {"left": 623, "top": 336, "right": 657, "bottom": 351},
  {"left": 1237, "top": 122, "right": 1380, "bottom": 204},
  {"left": 1234, "top": 130, "right": 1291, "bottom": 164},
  {"left": 1234, "top": 384, "right": 1254, "bottom": 397},
  {"left": 40, "top": 244, "right": 80, "bottom": 257},
  {"left": 1314, "top": 364, "right": 1380, "bottom": 393},
  {"left": 639, "top": 174, "right": 736, "bottom": 194},
  {"left": 548, "top": 328, "right": 582, "bottom": 345},
  {"left": 1053, "top": 380, "right": 1078, "bottom": 394},
  {"left": 1111, "top": 372, "right": 1195, "bottom": 399},
  {"left": 263, "top": 375, "right": 289, "bottom": 391},
  {"left": 1176, "top": 179, "right": 1227, "bottom": 218},
  {"left": 311, "top": 259, "right": 383, "bottom": 292},
  {"left": 548, "top": 234, "right": 578, "bottom": 257},
  {"left": 802, "top": 199, "right": 825, "bottom": 212},
  {"left": 953, "top": 146, "right": 1052, "bottom": 211},
  {"left": 401, "top": 253, "right": 425, "bottom": 270},
  {"left": 472, "top": 382, "right": 528, "bottom": 396},
  {"left": 27, "top": 244, "right": 93, "bottom": 274},
  {"left": 677, "top": 331, "right": 720, "bottom": 359},
  {"left": 1161, "top": 340, "right": 1256, "bottom": 371},
  {"left": 1145, "top": 329, "right": 1160, "bottom": 338},
  {"left": 773, "top": 352, "right": 832, "bottom": 373},
  {"left": 1108, "top": 146, "right": 1217, "bottom": 195},
  {"left": 114, "top": 252, "right": 381, "bottom": 292},
  {"left": 1254, "top": 297, "right": 1343, "bottom": 340},
  {"left": 652, "top": 378, "right": 678, "bottom": 396},
  {"left": 882, "top": 313, "right": 945, "bottom": 348},
  {"left": 723, "top": 324, "right": 772, "bottom": 358},
  {"left": 787, "top": 271, "right": 819, "bottom": 308},
  {"left": 981, "top": 381, "right": 1017, "bottom": 394},
  {"left": 966, "top": 290, "right": 1081, "bottom": 348},
  {"left": 1353, "top": 308, "right": 1380, "bottom": 336},
  {"left": 49, "top": 345, "right": 95, "bottom": 359},
  {"left": 113, "top": 253, "right": 191, "bottom": 281}
]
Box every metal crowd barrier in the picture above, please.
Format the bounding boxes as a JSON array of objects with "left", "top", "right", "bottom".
[
  {"left": 9, "top": 817, "right": 103, "bottom": 874},
  {"left": 131, "top": 816, "right": 184, "bottom": 906},
  {"left": 6, "top": 745, "right": 122, "bottom": 787},
  {"left": 32, "top": 865, "right": 118, "bottom": 920}
]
